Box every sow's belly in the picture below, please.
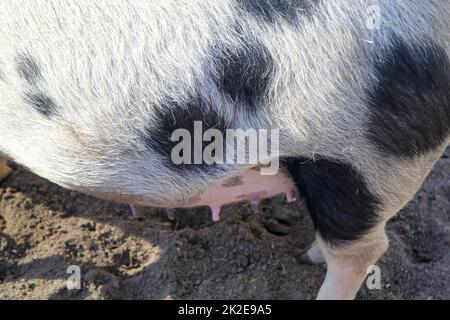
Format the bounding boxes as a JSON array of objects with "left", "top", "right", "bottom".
[{"left": 131, "top": 167, "right": 297, "bottom": 222}]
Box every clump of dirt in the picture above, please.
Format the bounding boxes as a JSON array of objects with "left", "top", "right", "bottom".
[{"left": 0, "top": 148, "right": 449, "bottom": 299}]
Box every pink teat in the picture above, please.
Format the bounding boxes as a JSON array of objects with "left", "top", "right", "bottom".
[
  {"left": 211, "top": 207, "right": 221, "bottom": 222},
  {"left": 285, "top": 190, "right": 297, "bottom": 203},
  {"left": 167, "top": 208, "right": 175, "bottom": 221},
  {"left": 250, "top": 199, "right": 259, "bottom": 214},
  {"left": 130, "top": 205, "right": 138, "bottom": 217}
]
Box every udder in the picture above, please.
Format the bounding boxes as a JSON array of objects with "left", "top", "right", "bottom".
[{"left": 132, "top": 166, "right": 297, "bottom": 222}]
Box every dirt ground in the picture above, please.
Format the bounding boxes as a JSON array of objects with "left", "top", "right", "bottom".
[{"left": 0, "top": 148, "right": 449, "bottom": 300}]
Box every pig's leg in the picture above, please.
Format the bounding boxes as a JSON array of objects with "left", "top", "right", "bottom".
[
  {"left": 313, "top": 153, "right": 446, "bottom": 299},
  {"left": 0, "top": 157, "right": 12, "bottom": 182},
  {"left": 314, "top": 228, "right": 389, "bottom": 300},
  {"left": 287, "top": 158, "right": 389, "bottom": 299},
  {"left": 287, "top": 35, "right": 449, "bottom": 299},
  {"left": 287, "top": 145, "right": 448, "bottom": 299}
]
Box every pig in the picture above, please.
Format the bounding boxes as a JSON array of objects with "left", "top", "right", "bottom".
[{"left": 0, "top": 0, "right": 449, "bottom": 299}]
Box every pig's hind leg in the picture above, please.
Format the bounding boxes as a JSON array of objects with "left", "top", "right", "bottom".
[
  {"left": 287, "top": 39, "right": 450, "bottom": 299},
  {"left": 288, "top": 146, "right": 449, "bottom": 299},
  {"left": 287, "top": 157, "right": 390, "bottom": 299}
]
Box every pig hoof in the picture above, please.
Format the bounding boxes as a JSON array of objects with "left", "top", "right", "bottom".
[
  {"left": 298, "top": 242, "right": 325, "bottom": 265},
  {"left": 0, "top": 158, "right": 12, "bottom": 183}
]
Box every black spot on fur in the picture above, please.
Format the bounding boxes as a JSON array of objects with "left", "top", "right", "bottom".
[
  {"left": 238, "top": 0, "right": 318, "bottom": 24},
  {"left": 25, "top": 92, "right": 58, "bottom": 117},
  {"left": 16, "top": 54, "right": 42, "bottom": 84},
  {"left": 141, "top": 96, "right": 229, "bottom": 172},
  {"left": 286, "top": 157, "right": 380, "bottom": 244},
  {"left": 367, "top": 39, "right": 450, "bottom": 157},
  {"left": 214, "top": 41, "right": 273, "bottom": 112}
]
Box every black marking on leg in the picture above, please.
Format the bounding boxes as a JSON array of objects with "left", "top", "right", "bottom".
[
  {"left": 366, "top": 38, "right": 450, "bottom": 157},
  {"left": 286, "top": 157, "right": 380, "bottom": 244},
  {"left": 214, "top": 40, "right": 273, "bottom": 113},
  {"left": 238, "top": 0, "right": 319, "bottom": 25},
  {"left": 16, "top": 54, "right": 42, "bottom": 84},
  {"left": 141, "top": 96, "right": 229, "bottom": 172},
  {"left": 25, "top": 92, "right": 58, "bottom": 118}
]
